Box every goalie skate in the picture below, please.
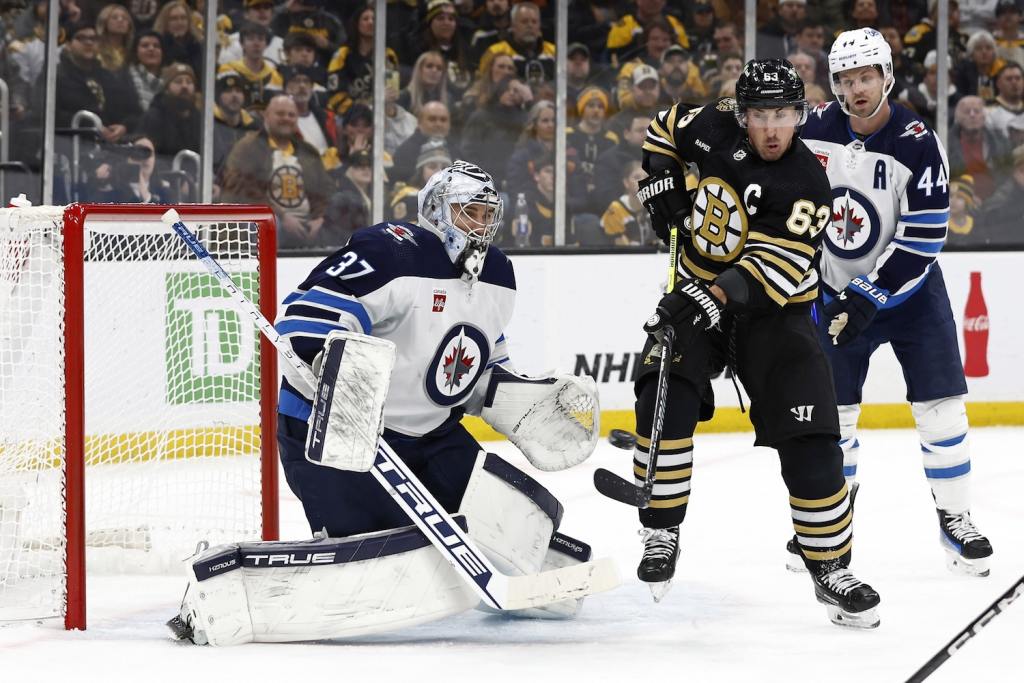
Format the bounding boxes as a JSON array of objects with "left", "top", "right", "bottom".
[
  {"left": 637, "top": 527, "right": 678, "bottom": 603},
  {"left": 812, "top": 567, "right": 880, "bottom": 629},
  {"left": 938, "top": 509, "right": 993, "bottom": 577}
]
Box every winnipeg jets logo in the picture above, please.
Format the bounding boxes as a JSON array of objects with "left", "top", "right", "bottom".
[
  {"left": 385, "top": 223, "right": 418, "bottom": 244},
  {"left": 825, "top": 187, "right": 881, "bottom": 260},
  {"left": 899, "top": 121, "right": 929, "bottom": 140},
  {"left": 425, "top": 324, "right": 490, "bottom": 406}
]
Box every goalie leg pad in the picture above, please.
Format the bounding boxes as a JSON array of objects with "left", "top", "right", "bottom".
[
  {"left": 173, "top": 522, "right": 478, "bottom": 645},
  {"left": 505, "top": 532, "right": 594, "bottom": 620},
  {"left": 479, "top": 365, "right": 600, "bottom": 471},
  {"left": 305, "top": 330, "right": 396, "bottom": 472}
]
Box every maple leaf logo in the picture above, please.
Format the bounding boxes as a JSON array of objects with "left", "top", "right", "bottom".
[
  {"left": 832, "top": 193, "right": 865, "bottom": 246},
  {"left": 442, "top": 332, "right": 475, "bottom": 390}
]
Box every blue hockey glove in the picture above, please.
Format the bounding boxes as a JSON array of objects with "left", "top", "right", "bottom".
[
  {"left": 824, "top": 277, "right": 889, "bottom": 346},
  {"left": 643, "top": 278, "right": 724, "bottom": 347}
]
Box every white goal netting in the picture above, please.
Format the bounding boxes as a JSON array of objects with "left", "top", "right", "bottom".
[{"left": 0, "top": 206, "right": 271, "bottom": 624}]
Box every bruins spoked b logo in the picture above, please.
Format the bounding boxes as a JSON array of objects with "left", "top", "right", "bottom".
[{"left": 692, "top": 176, "right": 748, "bottom": 261}]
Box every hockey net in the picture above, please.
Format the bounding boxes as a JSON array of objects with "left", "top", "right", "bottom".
[{"left": 0, "top": 204, "right": 278, "bottom": 629}]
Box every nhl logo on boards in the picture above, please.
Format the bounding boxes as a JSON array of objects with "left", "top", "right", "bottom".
[
  {"left": 432, "top": 289, "right": 447, "bottom": 312},
  {"left": 733, "top": 149, "right": 747, "bottom": 161}
]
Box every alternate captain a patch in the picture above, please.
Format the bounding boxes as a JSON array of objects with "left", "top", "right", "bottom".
[{"left": 425, "top": 324, "right": 490, "bottom": 406}]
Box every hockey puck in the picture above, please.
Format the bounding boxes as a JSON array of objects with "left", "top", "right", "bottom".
[{"left": 608, "top": 429, "right": 638, "bottom": 450}]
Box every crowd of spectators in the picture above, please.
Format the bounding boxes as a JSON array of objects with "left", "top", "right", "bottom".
[{"left": 0, "top": 0, "right": 1021, "bottom": 250}]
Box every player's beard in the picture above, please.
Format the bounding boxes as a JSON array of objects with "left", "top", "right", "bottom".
[{"left": 848, "top": 91, "right": 883, "bottom": 118}]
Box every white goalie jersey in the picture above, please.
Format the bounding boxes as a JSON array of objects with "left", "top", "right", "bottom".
[{"left": 801, "top": 101, "right": 951, "bottom": 307}]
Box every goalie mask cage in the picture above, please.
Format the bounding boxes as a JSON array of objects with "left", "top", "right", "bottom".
[{"left": 0, "top": 203, "right": 279, "bottom": 630}]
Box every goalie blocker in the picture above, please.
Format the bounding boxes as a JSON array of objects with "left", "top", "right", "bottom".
[{"left": 170, "top": 452, "right": 595, "bottom": 644}]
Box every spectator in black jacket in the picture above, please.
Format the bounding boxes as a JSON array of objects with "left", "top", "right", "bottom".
[
  {"left": 462, "top": 76, "right": 531, "bottom": 190},
  {"left": 154, "top": 1, "right": 203, "bottom": 78},
  {"left": 52, "top": 21, "right": 140, "bottom": 141},
  {"left": 213, "top": 70, "right": 260, "bottom": 182}
]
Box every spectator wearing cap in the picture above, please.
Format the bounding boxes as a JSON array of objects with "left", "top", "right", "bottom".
[
  {"left": 470, "top": 0, "right": 511, "bottom": 67},
  {"left": 615, "top": 18, "right": 678, "bottom": 106},
  {"left": 282, "top": 65, "right": 336, "bottom": 158},
  {"left": 462, "top": 75, "right": 533, "bottom": 189},
  {"left": 477, "top": 3, "right": 556, "bottom": 93},
  {"left": 221, "top": 94, "right": 333, "bottom": 250},
  {"left": 903, "top": 1, "right": 969, "bottom": 69},
  {"left": 948, "top": 95, "right": 1010, "bottom": 201},
  {"left": 686, "top": 0, "right": 719, "bottom": 68},
  {"left": 400, "top": 50, "right": 458, "bottom": 117},
  {"left": 140, "top": 62, "right": 201, "bottom": 163},
  {"left": 389, "top": 140, "right": 452, "bottom": 221},
  {"left": 605, "top": 0, "right": 690, "bottom": 67},
  {"left": 659, "top": 44, "right": 708, "bottom": 104},
  {"left": 126, "top": 30, "right": 164, "bottom": 112},
  {"left": 898, "top": 49, "right": 961, "bottom": 130},
  {"left": 271, "top": 0, "right": 344, "bottom": 68},
  {"left": 758, "top": 0, "right": 805, "bottom": 60},
  {"left": 406, "top": 0, "right": 474, "bottom": 92},
  {"left": 566, "top": 42, "right": 594, "bottom": 120},
  {"left": 980, "top": 144, "right": 1024, "bottom": 246},
  {"left": 567, "top": 85, "right": 618, "bottom": 214},
  {"left": 384, "top": 68, "right": 418, "bottom": 157},
  {"left": 986, "top": 62, "right": 1024, "bottom": 139},
  {"left": 154, "top": 1, "right": 202, "bottom": 78},
  {"left": 213, "top": 70, "right": 260, "bottom": 180},
  {"left": 609, "top": 64, "right": 662, "bottom": 134},
  {"left": 219, "top": 21, "right": 284, "bottom": 112},
  {"left": 392, "top": 100, "right": 461, "bottom": 184},
  {"left": 956, "top": 31, "right": 1007, "bottom": 101},
  {"left": 946, "top": 175, "right": 979, "bottom": 247},
  {"left": 282, "top": 32, "right": 328, "bottom": 100},
  {"left": 323, "top": 147, "right": 373, "bottom": 249},
  {"left": 994, "top": 1, "right": 1024, "bottom": 65},
  {"left": 51, "top": 21, "right": 140, "bottom": 141},
  {"left": 326, "top": 5, "right": 399, "bottom": 115},
  {"left": 219, "top": 0, "right": 286, "bottom": 67}
]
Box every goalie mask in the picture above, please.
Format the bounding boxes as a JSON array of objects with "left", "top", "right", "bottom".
[{"left": 418, "top": 161, "right": 504, "bottom": 283}]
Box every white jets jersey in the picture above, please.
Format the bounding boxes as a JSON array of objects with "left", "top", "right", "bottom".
[
  {"left": 801, "top": 101, "right": 950, "bottom": 306},
  {"left": 276, "top": 222, "right": 515, "bottom": 437}
]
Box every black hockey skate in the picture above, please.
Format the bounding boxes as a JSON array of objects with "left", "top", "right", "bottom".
[
  {"left": 812, "top": 566, "right": 880, "bottom": 629},
  {"left": 787, "top": 482, "right": 859, "bottom": 572},
  {"left": 938, "top": 509, "right": 993, "bottom": 577},
  {"left": 638, "top": 526, "right": 679, "bottom": 603}
]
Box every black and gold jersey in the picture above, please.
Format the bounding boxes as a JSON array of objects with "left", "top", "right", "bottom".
[{"left": 642, "top": 98, "right": 833, "bottom": 308}]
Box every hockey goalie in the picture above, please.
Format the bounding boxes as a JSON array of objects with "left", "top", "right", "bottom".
[{"left": 168, "top": 161, "right": 605, "bottom": 645}]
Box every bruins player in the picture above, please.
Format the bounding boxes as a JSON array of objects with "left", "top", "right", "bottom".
[{"left": 631, "top": 59, "right": 881, "bottom": 628}]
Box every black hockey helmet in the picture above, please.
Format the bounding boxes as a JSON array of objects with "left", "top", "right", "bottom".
[{"left": 734, "top": 58, "right": 808, "bottom": 128}]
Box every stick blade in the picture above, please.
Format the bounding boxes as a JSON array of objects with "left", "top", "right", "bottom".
[
  {"left": 593, "top": 468, "right": 651, "bottom": 507},
  {"left": 503, "top": 557, "right": 621, "bottom": 610}
]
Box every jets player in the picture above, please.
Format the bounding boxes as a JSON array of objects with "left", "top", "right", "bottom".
[
  {"left": 632, "top": 59, "right": 881, "bottom": 628},
  {"left": 797, "top": 28, "right": 993, "bottom": 576},
  {"left": 168, "top": 162, "right": 601, "bottom": 645}
]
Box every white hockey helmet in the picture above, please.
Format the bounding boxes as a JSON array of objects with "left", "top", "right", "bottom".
[
  {"left": 418, "top": 160, "right": 504, "bottom": 282},
  {"left": 827, "top": 28, "right": 895, "bottom": 118}
]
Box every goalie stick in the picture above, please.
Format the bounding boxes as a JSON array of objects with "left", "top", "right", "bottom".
[
  {"left": 593, "top": 225, "right": 678, "bottom": 508},
  {"left": 905, "top": 572, "right": 1024, "bottom": 682},
  {"left": 162, "top": 209, "right": 620, "bottom": 612}
]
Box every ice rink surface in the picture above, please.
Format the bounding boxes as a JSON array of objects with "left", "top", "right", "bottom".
[{"left": 2, "top": 428, "right": 1021, "bottom": 683}]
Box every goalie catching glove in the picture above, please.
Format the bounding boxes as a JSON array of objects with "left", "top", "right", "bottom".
[
  {"left": 636, "top": 168, "right": 693, "bottom": 246},
  {"left": 644, "top": 277, "right": 724, "bottom": 348},
  {"left": 478, "top": 365, "right": 600, "bottom": 471}
]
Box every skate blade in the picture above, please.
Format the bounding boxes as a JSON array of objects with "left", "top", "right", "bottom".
[
  {"left": 944, "top": 549, "right": 991, "bottom": 577},
  {"left": 647, "top": 580, "right": 673, "bottom": 603},
  {"left": 825, "top": 604, "right": 880, "bottom": 629}
]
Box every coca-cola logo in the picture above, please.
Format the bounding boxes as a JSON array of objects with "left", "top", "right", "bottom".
[{"left": 964, "top": 315, "right": 989, "bottom": 332}]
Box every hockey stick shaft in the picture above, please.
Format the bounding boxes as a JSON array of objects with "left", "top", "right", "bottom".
[
  {"left": 905, "top": 573, "right": 1024, "bottom": 682},
  {"left": 593, "top": 225, "right": 679, "bottom": 507},
  {"left": 163, "top": 209, "right": 620, "bottom": 611}
]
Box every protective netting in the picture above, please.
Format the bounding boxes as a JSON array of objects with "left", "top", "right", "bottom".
[{"left": 0, "top": 206, "right": 266, "bottom": 623}]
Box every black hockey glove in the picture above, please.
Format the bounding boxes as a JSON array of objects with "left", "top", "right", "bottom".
[
  {"left": 823, "top": 277, "right": 888, "bottom": 346},
  {"left": 643, "top": 278, "right": 724, "bottom": 348},
  {"left": 636, "top": 168, "right": 692, "bottom": 247}
]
